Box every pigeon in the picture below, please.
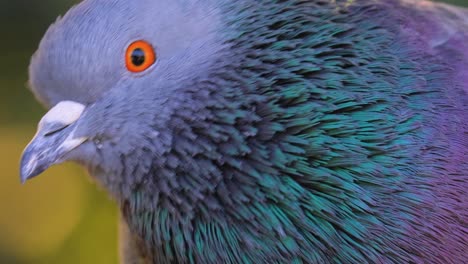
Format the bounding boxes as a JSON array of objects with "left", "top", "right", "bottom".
[{"left": 20, "top": 0, "right": 467, "bottom": 263}]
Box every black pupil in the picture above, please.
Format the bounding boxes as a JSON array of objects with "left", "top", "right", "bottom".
[{"left": 131, "top": 48, "right": 146, "bottom": 66}]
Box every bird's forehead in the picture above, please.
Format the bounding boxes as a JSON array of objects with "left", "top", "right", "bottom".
[
  {"left": 29, "top": 0, "right": 222, "bottom": 108},
  {"left": 43, "top": 0, "right": 222, "bottom": 60}
]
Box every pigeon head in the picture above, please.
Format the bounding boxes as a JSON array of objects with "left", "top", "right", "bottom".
[{"left": 21, "top": 0, "right": 228, "bottom": 196}]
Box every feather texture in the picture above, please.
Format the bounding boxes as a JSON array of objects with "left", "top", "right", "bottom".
[
  {"left": 24, "top": 0, "right": 468, "bottom": 263},
  {"left": 115, "top": 1, "right": 467, "bottom": 263}
]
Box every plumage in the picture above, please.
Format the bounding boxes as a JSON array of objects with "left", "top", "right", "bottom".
[{"left": 21, "top": 0, "right": 467, "bottom": 263}]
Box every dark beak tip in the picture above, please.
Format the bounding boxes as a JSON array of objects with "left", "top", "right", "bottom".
[
  {"left": 20, "top": 173, "right": 38, "bottom": 184},
  {"left": 19, "top": 149, "right": 42, "bottom": 184},
  {"left": 19, "top": 163, "right": 33, "bottom": 184},
  {"left": 20, "top": 164, "right": 44, "bottom": 184},
  {"left": 20, "top": 168, "right": 32, "bottom": 184},
  {"left": 20, "top": 157, "right": 30, "bottom": 184},
  {"left": 20, "top": 176, "right": 28, "bottom": 185}
]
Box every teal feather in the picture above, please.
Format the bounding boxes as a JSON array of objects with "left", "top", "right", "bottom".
[{"left": 114, "top": 0, "right": 467, "bottom": 262}]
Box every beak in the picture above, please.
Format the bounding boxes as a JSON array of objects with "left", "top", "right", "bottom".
[{"left": 20, "top": 101, "right": 87, "bottom": 183}]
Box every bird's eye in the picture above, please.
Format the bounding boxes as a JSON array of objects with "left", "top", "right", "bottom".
[{"left": 125, "top": 40, "right": 156, "bottom": 73}]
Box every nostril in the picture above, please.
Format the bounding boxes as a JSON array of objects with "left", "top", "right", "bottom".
[{"left": 43, "top": 123, "right": 71, "bottom": 137}]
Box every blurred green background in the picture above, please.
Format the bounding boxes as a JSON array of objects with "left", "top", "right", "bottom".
[
  {"left": 0, "top": 0, "right": 466, "bottom": 263},
  {"left": 0, "top": 1, "right": 118, "bottom": 263}
]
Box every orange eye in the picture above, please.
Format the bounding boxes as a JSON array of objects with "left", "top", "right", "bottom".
[{"left": 125, "top": 40, "right": 156, "bottom": 73}]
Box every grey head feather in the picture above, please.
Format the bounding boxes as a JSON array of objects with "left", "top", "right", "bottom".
[{"left": 28, "top": 0, "right": 222, "bottom": 108}]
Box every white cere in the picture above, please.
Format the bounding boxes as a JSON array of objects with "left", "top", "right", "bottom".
[{"left": 39, "top": 101, "right": 85, "bottom": 128}]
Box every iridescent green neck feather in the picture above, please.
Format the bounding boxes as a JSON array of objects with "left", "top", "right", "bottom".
[{"left": 116, "top": 1, "right": 467, "bottom": 263}]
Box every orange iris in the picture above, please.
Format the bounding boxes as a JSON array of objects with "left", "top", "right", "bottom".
[{"left": 125, "top": 40, "right": 156, "bottom": 73}]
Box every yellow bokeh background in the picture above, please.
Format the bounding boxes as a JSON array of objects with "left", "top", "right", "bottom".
[
  {"left": 0, "top": 2, "right": 119, "bottom": 262},
  {"left": 0, "top": 128, "right": 118, "bottom": 263},
  {"left": 0, "top": 0, "right": 466, "bottom": 263}
]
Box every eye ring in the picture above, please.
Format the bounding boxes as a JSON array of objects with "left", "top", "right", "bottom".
[{"left": 125, "top": 40, "right": 156, "bottom": 73}]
